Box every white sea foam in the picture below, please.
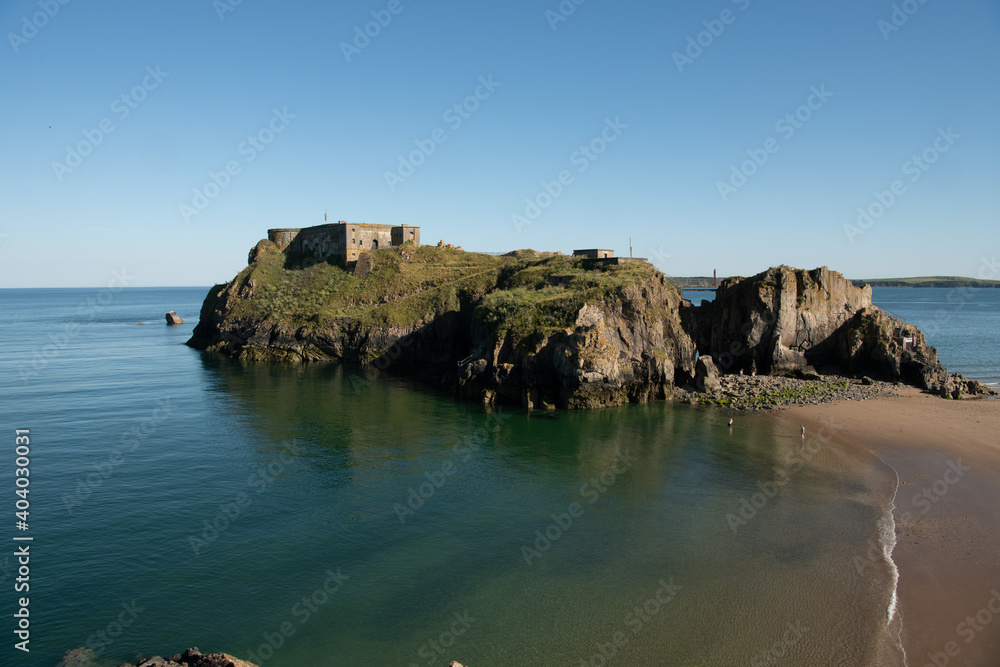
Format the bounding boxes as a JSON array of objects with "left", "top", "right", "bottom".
[
  {"left": 876, "top": 457, "right": 908, "bottom": 666},
  {"left": 878, "top": 484, "right": 899, "bottom": 624}
]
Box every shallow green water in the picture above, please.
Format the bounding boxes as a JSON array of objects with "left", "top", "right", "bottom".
[{"left": 0, "top": 288, "right": 906, "bottom": 666}]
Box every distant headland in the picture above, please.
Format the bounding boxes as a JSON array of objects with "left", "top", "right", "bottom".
[{"left": 849, "top": 276, "right": 1000, "bottom": 288}]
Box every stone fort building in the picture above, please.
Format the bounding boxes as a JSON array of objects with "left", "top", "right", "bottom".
[{"left": 268, "top": 222, "right": 420, "bottom": 264}]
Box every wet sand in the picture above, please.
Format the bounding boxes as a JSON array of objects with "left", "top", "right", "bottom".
[{"left": 779, "top": 388, "right": 1000, "bottom": 667}]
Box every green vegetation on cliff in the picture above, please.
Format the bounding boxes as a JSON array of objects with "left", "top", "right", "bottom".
[
  {"left": 223, "top": 241, "right": 668, "bottom": 339},
  {"left": 189, "top": 240, "right": 689, "bottom": 409}
]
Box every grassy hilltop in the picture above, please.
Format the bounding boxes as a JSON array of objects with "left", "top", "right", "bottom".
[{"left": 202, "top": 240, "right": 667, "bottom": 353}]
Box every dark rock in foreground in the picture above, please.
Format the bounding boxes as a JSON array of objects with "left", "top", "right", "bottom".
[
  {"left": 58, "top": 647, "right": 258, "bottom": 667},
  {"left": 123, "top": 647, "right": 257, "bottom": 667},
  {"left": 62, "top": 646, "right": 468, "bottom": 666}
]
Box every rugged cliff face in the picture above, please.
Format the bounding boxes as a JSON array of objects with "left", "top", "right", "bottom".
[
  {"left": 459, "top": 273, "right": 696, "bottom": 409},
  {"left": 682, "top": 265, "right": 971, "bottom": 395},
  {"left": 684, "top": 266, "right": 868, "bottom": 375},
  {"left": 190, "top": 246, "right": 985, "bottom": 407},
  {"left": 187, "top": 241, "right": 697, "bottom": 409}
]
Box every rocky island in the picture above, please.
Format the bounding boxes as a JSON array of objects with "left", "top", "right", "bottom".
[{"left": 187, "top": 233, "right": 994, "bottom": 410}]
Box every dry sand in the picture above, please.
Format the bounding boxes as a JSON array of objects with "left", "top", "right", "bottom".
[{"left": 779, "top": 388, "right": 1000, "bottom": 667}]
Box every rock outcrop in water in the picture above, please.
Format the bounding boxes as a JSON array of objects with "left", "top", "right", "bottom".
[
  {"left": 121, "top": 648, "right": 257, "bottom": 667},
  {"left": 58, "top": 647, "right": 258, "bottom": 667},
  {"left": 683, "top": 265, "right": 992, "bottom": 398},
  {"left": 188, "top": 242, "right": 989, "bottom": 407},
  {"left": 187, "top": 242, "right": 696, "bottom": 409}
]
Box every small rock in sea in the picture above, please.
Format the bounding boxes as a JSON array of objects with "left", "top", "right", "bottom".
[
  {"left": 57, "top": 647, "right": 100, "bottom": 667},
  {"left": 165, "top": 311, "right": 185, "bottom": 325},
  {"left": 70, "top": 646, "right": 260, "bottom": 667},
  {"left": 137, "top": 322, "right": 146, "bottom": 326}
]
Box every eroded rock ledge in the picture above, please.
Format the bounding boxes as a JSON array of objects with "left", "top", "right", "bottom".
[{"left": 675, "top": 373, "right": 900, "bottom": 411}]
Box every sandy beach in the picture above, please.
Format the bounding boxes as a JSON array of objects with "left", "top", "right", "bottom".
[{"left": 780, "top": 388, "right": 1000, "bottom": 667}]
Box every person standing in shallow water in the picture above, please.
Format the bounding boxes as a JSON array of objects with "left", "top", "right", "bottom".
[
  {"left": 801, "top": 425, "right": 805, "bottom": 437},
  {"left": 728, "top": 418, "right": 734, "bottom": 427}
]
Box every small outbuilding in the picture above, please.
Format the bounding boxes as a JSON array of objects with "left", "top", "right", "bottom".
[{"left": 572, "top": 249, "right": 614, "bottom": 259}]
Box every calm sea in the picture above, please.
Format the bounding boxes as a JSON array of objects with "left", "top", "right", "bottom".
[{"left": 0, "top": 286, "right": 994, "bottom": 666}]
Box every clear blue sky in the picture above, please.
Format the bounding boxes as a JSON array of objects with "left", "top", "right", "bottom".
[{"left": 2, "top": 0, "right": 999, "bottom": 287}]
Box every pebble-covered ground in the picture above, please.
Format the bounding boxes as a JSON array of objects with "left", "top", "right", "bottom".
[{"left": 675, "top": 374, "right": 900, "bottom": 412}]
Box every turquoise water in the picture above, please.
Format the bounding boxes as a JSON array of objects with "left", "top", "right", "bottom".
[{"left": 0, "top": 287, "right": 989, "bottom": 666}]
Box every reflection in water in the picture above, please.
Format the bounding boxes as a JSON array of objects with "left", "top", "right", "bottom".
[
  {"left": 0, "top": 287, "right": 932, "bottom": 666},
  {"left": 182, "top": 355, "right": 901, "bottom": 666}
]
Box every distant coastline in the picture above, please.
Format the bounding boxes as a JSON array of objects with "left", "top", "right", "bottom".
[
  {"left": 852, "top": 277, "right": 1000, "bottom": 288},
  {"left": 671, "top": 276, "right": 1000, "bottom": 289}
]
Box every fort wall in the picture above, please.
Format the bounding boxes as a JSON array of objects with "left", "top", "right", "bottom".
[{"left": 267, "top": 222, "right": 420, "bottom": 264}]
